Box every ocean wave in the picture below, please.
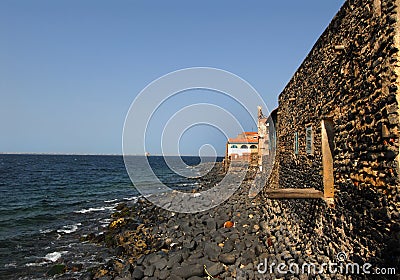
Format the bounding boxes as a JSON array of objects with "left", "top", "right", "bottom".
[
  {"left": 99, "top": 218, "right": 111, "bottom": 224},
  {"left": 57, "top": 223, "right": 81, "bottom": 234},
  {"left": 74, "top": 206, "right": 113, "bottom": 214},
  {"left": 176, "top": 182, "right": 200, "bottom": 187},
  {"left": 44, "top": 251, "right": 68, "bottom": 262},
  {"left": 25, "top": 250, "right": 68, "bottom": 267},
  {"left": 123, "top": 196, "right": 138, "bottom": 201},
  {"left": 25, "top": 261, "right": 49, "bottom": 267},
  {"left": 104, "top": 198, "right": 118, "bottom": 203},
  {"left": 39, "top": 228, "right": 53, "bottom": 234},
  {"left": 4, "top": 262, "right": 17, "bottom": 268}
]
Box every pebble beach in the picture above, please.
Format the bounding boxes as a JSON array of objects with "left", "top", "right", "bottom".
[{"left": 80, "top": 163, "right": 334, "bottom": 280}]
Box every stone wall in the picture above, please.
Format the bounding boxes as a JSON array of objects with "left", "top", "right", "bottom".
[{"left": 264, "top": 0, "right": 400, "bottom": 275}]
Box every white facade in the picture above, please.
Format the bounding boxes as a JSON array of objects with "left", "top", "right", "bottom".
[{"left": 227, "top": 143, "right": 258, "bottom": 159}]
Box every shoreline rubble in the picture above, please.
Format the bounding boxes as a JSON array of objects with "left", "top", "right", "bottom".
[{"left": 78, "top": 162, "right": 341, "bottom": 280}]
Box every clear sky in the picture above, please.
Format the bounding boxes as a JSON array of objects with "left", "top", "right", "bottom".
[{"left": 0, "top": 0, "right": 345, "bottom": 155}]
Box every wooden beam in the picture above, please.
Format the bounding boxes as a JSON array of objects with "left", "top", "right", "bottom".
[{"left": 265, "top": 188, "right": 323, "bottom": 199}]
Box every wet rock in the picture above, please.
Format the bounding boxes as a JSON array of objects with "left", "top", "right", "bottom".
[
  {"left": 67, "top": 262, "right": 83, "bottom": 272},
  {"left": 115, "top": 203, "right": 127, "bottom": 211},
  {"left": 46, "top": 264, "right": 66, "bottom": 276}
]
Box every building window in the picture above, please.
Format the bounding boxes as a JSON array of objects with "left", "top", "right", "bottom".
[
  {"left": 306, "top": 125, "right": 313, "bottom": 155},
  {"left": 250, "top": 145, "right": 257, "bottom": 149},
  {"left": 231, "top": 145, "right": 238, "bottom": 148},
  {"left": 294, "top": 132, "right": 299, "bottom": 155},
  {"left": 240, "top": 145, "right": 248, "bottom": 149}
]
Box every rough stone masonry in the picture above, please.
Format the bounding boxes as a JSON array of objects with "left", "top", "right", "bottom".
[{"left": 267, "top": 0, "right": 400, "bottom": 275}]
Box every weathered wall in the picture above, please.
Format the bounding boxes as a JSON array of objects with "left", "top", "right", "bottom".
[{"left": 263, "top": 0, "right": 400, "bottom": 275}]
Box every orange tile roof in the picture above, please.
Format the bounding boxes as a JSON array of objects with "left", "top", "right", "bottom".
[
  {"left": 228, "top": 131, "right": 258, "bottom": 143},
  {"left": 228, "top": 138, "right": 258, "bottom": 144}
]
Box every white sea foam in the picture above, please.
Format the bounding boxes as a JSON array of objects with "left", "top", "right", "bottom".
[
  {"left": 74, "top": 206, "right": 113, "bottom": 214},
  {"left": 104, "top": 199, "right": 118, "bottom": 203},
  {"left": 39, "top": 228, "right": 53, "bottom": 234},
  {"left": 44, "top": 251, "right": 68, "bottom": 262},
  {"left": 25, "top": 261, "right": 48, "bottom": 267},
  {"left": 4, "top": 262, "right": 17, "bottom": 268},
  {"left": 25, "top": 251, "right": 66, "bottom": 266},
  {"left": 123, "top": 196, "right": 138, "bottom": 201},
  {"left": 57, "top": 223, "right": 81, "bottom": 234},
  {"left": 100, "top": 218, "right": 111, "bottom": 224}
]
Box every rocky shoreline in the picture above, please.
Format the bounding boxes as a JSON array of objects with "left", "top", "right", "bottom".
[
  {"left": 74, "top": 162, "right": 352, "bottom": 280},
  {"left": 82, "top": 162, "right": 281, "bottom": 280}
]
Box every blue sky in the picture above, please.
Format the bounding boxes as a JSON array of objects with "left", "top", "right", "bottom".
[{"left": 0, "top": 0, "right": 345, "bottom": 155}]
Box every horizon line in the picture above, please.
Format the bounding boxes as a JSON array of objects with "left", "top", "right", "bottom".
[{"left": 0, "top": 152, "right": 224, "bottom": 157}]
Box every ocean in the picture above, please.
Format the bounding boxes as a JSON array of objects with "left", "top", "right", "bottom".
[{"left": 0, "top": 154, "right": 219, "bottom": 279}]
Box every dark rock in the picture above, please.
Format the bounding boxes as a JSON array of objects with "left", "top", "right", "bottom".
[
  {"left": 204, "top": 243, "right": 221, "bottom": 261},
  {"left": 115, "top": 246, "right": 125, "bottom": 256},
  {"left": 158, "top": 269, "right": 170, "bottom": 280},
  {"left": 219, "top": 253, "right": 236, "bottom": 265},
  {"left": 206, "top": 262, "right": 225, "bottom": 276},
  {"left": 168, "top": 275, "right": 184, "bottom": 280},
  {"left": 235, "top": 268, "right": 248, "bottom": 280},
  {"left": 214, "top": 233, "right": 225, "bottom": 243},
  {"left": 131, "top": 267, "right": 144, "bottom": 279},
  {"left": 136, "top": 255, "right": 146, "bottom": 265},
  {"left": 115, "top": 203, "right": 127, "bottom": 211},
  {"left": 183, "top": 239, "right": 196, "bottom": 250},
  {"left": 241, "top": 250, "right": 256, "bottom": 265},
  {"left": 235, "top": 240, "right": 246, "bottom": 252},
  {"left": 206, "top": 219, "right": 217, "bottom": 231},
  {"left": 222, "top": 240, "right": 234, "bottom": 253},
  {"left": 146, "top": 253, "right": 162, "bottom": 265},
  {"left": 167, "top": 252, "right": 183, "bottom": 268},
  {"left": 171, "top": 264, "right": 205, "bottom": 278},
  {"left": 67, "top": 262, "right": 83, "bottom": 272},
  {"left": 143, "top": 264, "right": 155, "bottom": 277},
  {"left": 154, "top": 257, "right": 168, "bottom": 270},
  {"left": 46, "top": 264, "right": 66, "bottom": 276}
]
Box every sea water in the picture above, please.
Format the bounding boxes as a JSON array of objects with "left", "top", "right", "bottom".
[{"left": 0, "top": 154, "right": 218, "bottom": 279}]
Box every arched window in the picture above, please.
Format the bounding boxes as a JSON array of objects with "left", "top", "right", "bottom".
[
  {"left": 231, "top": 145, "right": 238, "bottom": 148},
  {"left": 240, "top": 145, "right": 248, "bottom": 149},
  {"left": 250, "top": 145, "right": 257, "bottom": 149}
]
